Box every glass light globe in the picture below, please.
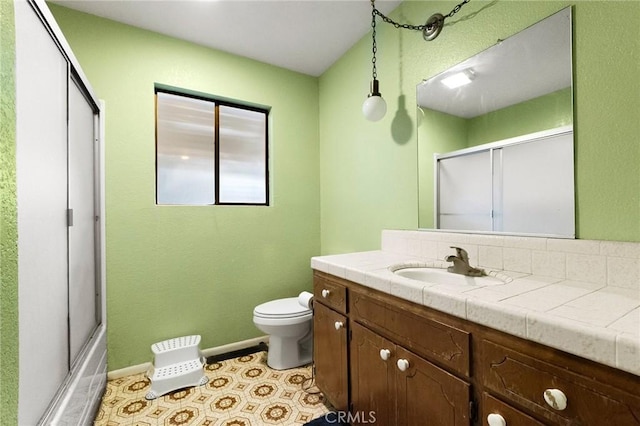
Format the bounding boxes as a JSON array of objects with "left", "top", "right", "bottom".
[{"left": 362, "top": 95, "right": 387, "bottom": 122}]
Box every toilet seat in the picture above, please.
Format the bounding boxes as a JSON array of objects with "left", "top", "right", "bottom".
[{"left": 253, "top": 297, "right": 311, "bottom": 319}]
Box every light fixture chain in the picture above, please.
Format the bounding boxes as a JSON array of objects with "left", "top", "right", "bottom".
[
  {"left": 371, "top": 5, "right": 377, "bottom": 79},
  {"left": 371, "top": 0, "right": 471, "bottom": 31},
  {"left": 445, "top": 0, "right": 471, "bottom": 19},
  {"left": 373, "top": 8, "right": 426, "bottom": 31}
]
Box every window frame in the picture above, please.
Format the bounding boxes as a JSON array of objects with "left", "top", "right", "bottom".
[{"left": 154, "top": 84, "right": 270, "bottom": 206}]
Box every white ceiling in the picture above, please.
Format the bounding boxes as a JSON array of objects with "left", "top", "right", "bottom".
[{"left": 50, "top": 0, "right": 402, "bottom": 77}]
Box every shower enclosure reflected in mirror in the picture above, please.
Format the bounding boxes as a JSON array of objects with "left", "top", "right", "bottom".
[{"left": 417, "top": 7, "right": 574, "bottom": 237}]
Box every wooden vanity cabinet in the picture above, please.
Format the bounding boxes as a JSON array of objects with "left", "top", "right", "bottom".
[
  {"left": 349, "top": 287, "right": 471, "bottom": 425},
  {"left": 479, "top": 338, "right": 640, "bottom": 425},
  {"left": 395, "top": 344, "right": 471, "bottom": 425},
  {"left": 350, "top": 322, "right": 396, "bottom": 425},
  {"left": 313, "top": 275, "right": 348, "bottom": 411},
  {"left": 350, "top": 321, "right": 471, "bottom": 425},
  {"left": 482, "top": 393, "right": 545, "bottom": 426},
  {"left": 312, "top": 270, "right": 640, "bottom": 426}
]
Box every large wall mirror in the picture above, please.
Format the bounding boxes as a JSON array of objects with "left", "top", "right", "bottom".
[{"left": 417, "top": 7, "right": 574, "bottom": 237}]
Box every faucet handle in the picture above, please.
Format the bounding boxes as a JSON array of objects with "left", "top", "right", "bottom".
[{"left": 449, "top": 246, "right": 469, "bottom": 263}]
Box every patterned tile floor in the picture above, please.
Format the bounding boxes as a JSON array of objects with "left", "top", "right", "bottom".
[{"left": 94, "top": 351, "right": 332, "bottom": 425}]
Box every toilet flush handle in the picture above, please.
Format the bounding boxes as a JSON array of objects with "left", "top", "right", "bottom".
[{"left": 321, "top": 289, "right": 330, "bottom": 298}]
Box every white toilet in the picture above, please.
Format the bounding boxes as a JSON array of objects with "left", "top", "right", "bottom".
[{"left": 253, "top": 297, "right": 313, "bottom": 370}]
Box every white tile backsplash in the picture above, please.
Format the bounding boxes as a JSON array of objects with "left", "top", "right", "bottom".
[
  {"left": 532, "top": 250, "right": 566, "bottom": 278},
  {"left": 419, "top": 235, "right": 439, "bottom": 259},
  {"left": 503, "top": 247, "right": 532, "bottom": 274},
  {"left": 479, "top": 245, "right": 504, "bottom": 270},
  {"left": 547, "top": 238, "right": 601, "bottom": 255},
  {"left": 382, "top": 230, "right": 640, "bottom": 291},
  {"left": 607, "top": 256, "right": 640, "bottom": 289},
  {"left": 600, "top": 241, "right": 640, "bottom": 258},
  {"left": 566, "top": 253, "right": 607, "bottom": 284},
  {"left": 503, "top": 235, "right": 548, "bottom": 250}
]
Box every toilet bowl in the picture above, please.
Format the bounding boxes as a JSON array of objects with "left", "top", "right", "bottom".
[{"left": 253, "top": 297, "right": 313, "bottom": 370}]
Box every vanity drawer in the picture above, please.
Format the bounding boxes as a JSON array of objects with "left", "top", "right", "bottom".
[
  {"left": 349, "top": 289, "right": 470, "bottom": 377},
  {"left": 480, "top": 339, "right": 640, "bottom": 425},
  {"left": 313, "top": 274, "right": 347, "bottom": 314},
  {"left": 482, "top": 393, "right": 545, "bottom": 426}
]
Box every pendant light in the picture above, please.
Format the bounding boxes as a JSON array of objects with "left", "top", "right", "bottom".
[
  {"left": 363, "top": 0, "right": 472, "bottom": 122},
  {"left": 362, "top": 3, "right": 386, "bottom": 122}
]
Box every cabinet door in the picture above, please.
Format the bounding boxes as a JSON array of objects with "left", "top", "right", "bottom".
[
  {"left": 350, "top": 322, "right": 396, "bottom": 426},
  {"left": 396, "top": 346, "right": 471, "bottom": 426},
  {"left": 313, "top": 302, "right": 348, "bottom": 411},
  {"left": 481, "top": 339, "right": 640, "bottom": 425},
  {"left": 483, "top": 393, "right": 545, "bottom": 426}
]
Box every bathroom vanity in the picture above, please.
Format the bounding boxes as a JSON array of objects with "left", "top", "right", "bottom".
[{"left": 311, "top": 232, "right": 640, "bottom": 426}]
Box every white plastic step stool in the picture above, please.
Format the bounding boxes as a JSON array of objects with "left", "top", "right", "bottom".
[{"left": 145, "top": 335, "right": 209, "bottom": 400}]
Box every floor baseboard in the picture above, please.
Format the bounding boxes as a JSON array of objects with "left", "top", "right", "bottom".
[
  {"left": 206, "top": 341, "right": 268, "bottom": 364},
  {"left": 107, "top": 335, "right": 269, "bottom": 380}
]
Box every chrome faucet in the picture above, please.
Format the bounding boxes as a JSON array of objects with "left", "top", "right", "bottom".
[{"left": 445, "top": 246, "right": 486, "bottom": 277}]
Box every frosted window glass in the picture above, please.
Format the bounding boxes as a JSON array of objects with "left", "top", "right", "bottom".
[
  {"left": 438, "top": 151, "right": 492, "bottom": 231},
  {"left": 156, "top": 92, "right": 215, "bottom": 205},
  {"left": 218, "top": 105, "right": 267, "bottom": 204}
]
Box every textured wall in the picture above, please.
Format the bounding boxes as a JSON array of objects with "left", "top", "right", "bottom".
[
  {"left": 49, "top": 5, "right": 321, "bottom": 370},
  {"left": 319, "top": 0, "right": 640, "bottom": 253},
  {"left": 0, "top": 0, "right": 19, "bottom": 423},
  {"left": 467, "top": 88, "right": 573, "bottom": 147}
]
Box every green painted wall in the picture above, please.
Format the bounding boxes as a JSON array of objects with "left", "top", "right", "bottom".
[
  {"left": 467, "top": 87, "right": 573, "bottom": 147},
  {"left": 0, "top": 0, "right": 19, "bottom": 423},
  {"left": 49, "top": 5, "right": 321, "bottom": 370},
  {"left": 319, "top": 0, "right": 640, "bottom": 253}
]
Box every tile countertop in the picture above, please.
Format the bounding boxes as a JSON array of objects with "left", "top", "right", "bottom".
[{"left": 310, "top": 250, "right": 640, "bottom": 377}]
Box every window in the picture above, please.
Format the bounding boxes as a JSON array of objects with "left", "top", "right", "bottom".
[{"left": 155, "top": 87, "right": 269, "bottom": 205}]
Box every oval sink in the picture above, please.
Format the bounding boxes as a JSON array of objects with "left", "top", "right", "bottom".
[{"left": 393, "top": 267, "right": 505, "bottom": 286}]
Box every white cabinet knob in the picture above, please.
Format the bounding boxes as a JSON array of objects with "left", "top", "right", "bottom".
[
  {"left": 487, "top": 413, "right": 507, "bottom": 426},
  {"left": 379, "top": 349, "right": 391, "bottom": 361},
  {"left": 334, "top": 321, "right": 343, "bottom": 330},
  {"left": 321, "top": 289, "right": 330, "bottom": 298},
  {"left": 396, "top": 358, "right": 410, "bottom": 372},
  {"left": 543, "top": 388, "right": 567, "bottom": 411}
]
